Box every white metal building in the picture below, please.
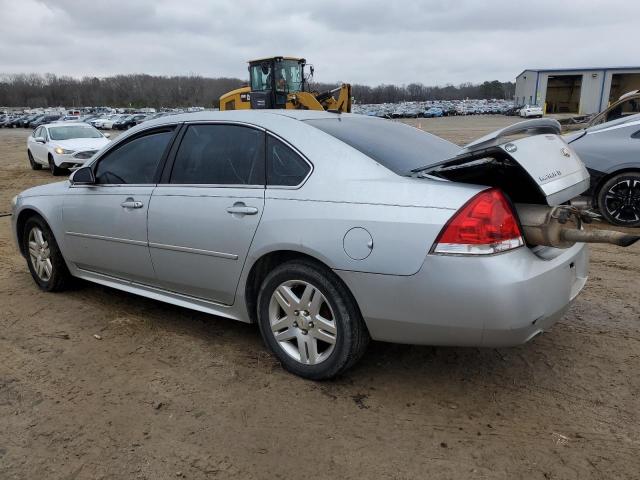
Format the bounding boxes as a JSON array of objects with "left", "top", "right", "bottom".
[{"left": 515, "top": 67, "right": 640, "bottom": 114}]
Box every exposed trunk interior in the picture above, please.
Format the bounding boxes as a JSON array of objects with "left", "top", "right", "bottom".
[{"left": 427, "top": 149, "right": 548, "bottom": 205}]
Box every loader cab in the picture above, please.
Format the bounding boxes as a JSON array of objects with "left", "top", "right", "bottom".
[{"left": 248, "top": 57, "right": 306, "bottom": 109}]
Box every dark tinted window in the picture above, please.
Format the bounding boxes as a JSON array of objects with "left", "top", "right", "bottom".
[
  {"left": 170, "top": 124, "right": 265, "bottom": 185},
  {"left": 266, "top": 135, "right": 310, "bottom": 186},
  {"left": 305, "top": 116, "right": 459, "bottom": 175},
  {"left": 95, "top": 129, "right": 173, "bottom": 184}
]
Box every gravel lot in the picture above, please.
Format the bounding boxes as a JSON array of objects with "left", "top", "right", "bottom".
[{"left": 1, "top": 116, "right": 639, "bottom": 479}]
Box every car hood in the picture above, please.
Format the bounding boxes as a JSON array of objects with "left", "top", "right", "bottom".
[{"left": 51, "top": 137, "right": 110, "bottom": 151}]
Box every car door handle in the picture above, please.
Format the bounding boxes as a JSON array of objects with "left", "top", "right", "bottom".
[
  {"left": 226, "top": 204, "right": 259, "bottom": 215},
  {"left": 121, "top": 199, "right": 144, "bottom": 209}
]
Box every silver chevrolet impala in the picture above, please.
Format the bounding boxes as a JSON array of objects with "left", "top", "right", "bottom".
[{"left": 13, "top": 110, "right": 612, "bottom": 379}]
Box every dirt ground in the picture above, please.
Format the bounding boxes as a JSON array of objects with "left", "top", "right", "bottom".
[{"left": 1, "top": 116, "right": 639, "bottom": 480}]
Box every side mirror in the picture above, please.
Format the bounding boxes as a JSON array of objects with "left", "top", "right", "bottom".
[
  {"left": 34, "top": 137, "right": 46, "bottom": 143},
  {"left": 103, "top": 132, "right": 110, "bottom": 138},
  {"left": 70, "top": 166, "right": 96, "bottom": 185}
]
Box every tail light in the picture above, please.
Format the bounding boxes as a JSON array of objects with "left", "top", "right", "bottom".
[{"left": 432, "top": 188, "right": 524, "bottom": 255}]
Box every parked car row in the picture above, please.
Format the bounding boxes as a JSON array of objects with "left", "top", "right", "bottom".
[
  {"left": 0, "top": 109, "right": 185, "bottom": 130},
  {"left": 352, "top": 99, "right": 516, "bottom": 118}
]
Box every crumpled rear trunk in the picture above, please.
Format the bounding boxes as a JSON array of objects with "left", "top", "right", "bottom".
[{"left": 419, "top": 119, "right": 639, "bottom": 249}]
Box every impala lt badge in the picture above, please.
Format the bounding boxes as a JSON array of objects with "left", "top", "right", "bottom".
[{"left": 539, "top": 170, "right": 562, "bottom": 182}]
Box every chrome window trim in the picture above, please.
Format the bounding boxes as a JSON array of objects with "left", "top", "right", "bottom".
[
  {"left": 154, "top": 184, "right": 265, "bottom": 189},
  {"left": 68, "top": 183, "right": 156, "bottom": 189}
]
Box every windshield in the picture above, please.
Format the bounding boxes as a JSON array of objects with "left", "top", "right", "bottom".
[
  {"left": 250, "top": 59, "right": 303, "bottom": 92},
  {"left": 48, "top": 126, "right": 103, "bottom": 140},
  {"left": 274, "top": 59, "right": 303, "bottom": 92},
  {"left": 305, "top": 116, "right": 459, "bottom": 175}
]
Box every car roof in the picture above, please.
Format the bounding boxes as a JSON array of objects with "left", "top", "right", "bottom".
[{"left": 140, "top": 109, "right": 352, "bottom": 129}]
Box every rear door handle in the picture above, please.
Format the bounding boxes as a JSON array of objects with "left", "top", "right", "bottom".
[
  {"left": 226, "top": 203, "right": 259, "bottom": 215},
  {"left": 121, "top": 199, "right": 144, "bottom": 209}
]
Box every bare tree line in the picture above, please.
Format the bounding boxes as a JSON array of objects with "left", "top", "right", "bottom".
[{"left": 0, "top": 73, "right": 515, "bottom": 108}]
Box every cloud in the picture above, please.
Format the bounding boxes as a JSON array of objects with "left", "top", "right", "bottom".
[{"left": 1, "top": 0, "right": 638, "bottom": 85}]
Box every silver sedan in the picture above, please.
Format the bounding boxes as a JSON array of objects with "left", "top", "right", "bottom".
[{"left": 12, "top": 111, "right": 592, "bottom": 379}]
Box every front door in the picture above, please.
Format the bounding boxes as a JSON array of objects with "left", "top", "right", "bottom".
[
  {"left": 62, "top": 127, "right": 176, "bottom": 283},
  {"left": 31, "top": 127, "right": 48, "bottom": 164},
  {"left": 148, "top": 123, "right": 266, "bottom": 305}
]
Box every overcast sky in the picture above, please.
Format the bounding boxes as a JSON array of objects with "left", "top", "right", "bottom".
[{"left": 2, "top": 0, "right": 638, "bottom": 86}]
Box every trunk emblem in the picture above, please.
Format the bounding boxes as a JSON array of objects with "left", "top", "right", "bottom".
[
  {"left": 504, "top": 143, "right": 517, "bottom": 153},
  {"left": 561, "top": 147, "right": 571, "bottom": 157}
]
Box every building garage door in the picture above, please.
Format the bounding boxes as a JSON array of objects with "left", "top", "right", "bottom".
[
  {"left": 609, "top": 73, "right": 640, "bottom": 102},
  {"left": 546, "top": 75, "right": 582, "bottom": 114}
]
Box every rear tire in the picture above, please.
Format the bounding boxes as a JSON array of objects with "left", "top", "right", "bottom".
[
  {"left": 22, "top": 216, "right": 72, "bottom": 292},
  {"left": 48, "top": 154, "right": 64, "bottom": 176},
  {"left": 597, "top": 172, "right": 640, "bottom": 227},
  {"left": 28, "top": 150, "right": 42, "bottom": 170},
  {"left": 256, "top": 259, "right": 369, "bottom": 380}
]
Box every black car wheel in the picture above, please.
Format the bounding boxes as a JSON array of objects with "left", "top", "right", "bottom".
[
  {"left": 28, "top": 150, "right": 42, "bottom": 170},
  {"left": 597, "top": 172, "right": 640, "bottom": 227},
  {"left": 48, "top": 154, "right": 64, "bottom": 176}
]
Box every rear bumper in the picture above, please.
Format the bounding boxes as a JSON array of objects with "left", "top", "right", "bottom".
[{"left": 335, "top": 243, "right": 588, "bottom": 347}]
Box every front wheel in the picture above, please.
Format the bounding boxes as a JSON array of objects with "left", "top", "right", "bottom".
[
  {"left": 22, "top": 216, "right": 72, "bottom": 292},
  {"left": 48, "top": 155, "right": 64, "bottom": 176},
  {"left": 597, "top": 172, "right": 640, "bottom": 227},
  {"left": 28, "top": 150, "right": 42, "bottom": 170},
  {"left": 257, "top": 260, "right": 369, "bottom": 380}
]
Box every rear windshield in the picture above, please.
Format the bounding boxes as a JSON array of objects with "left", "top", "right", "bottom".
[{"left": 305, "top": 116, "right": 459, "bottom": 175}]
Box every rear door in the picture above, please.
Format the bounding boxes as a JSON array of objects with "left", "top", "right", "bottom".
[
  {"left": 148, "top": 123, "right": 266, "bottom": 305},
  {"left": 62, "top": 126, "right": 177, "bottom": 283}
]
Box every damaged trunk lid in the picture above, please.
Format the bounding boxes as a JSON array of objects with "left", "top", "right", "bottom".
[{"left": 415, "top": 118, "right": 590, "bottom": 206}]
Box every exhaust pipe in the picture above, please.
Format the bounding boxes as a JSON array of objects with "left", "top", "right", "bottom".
[{"left": 515, "top": 204, "right": 640, "bottom": 248}]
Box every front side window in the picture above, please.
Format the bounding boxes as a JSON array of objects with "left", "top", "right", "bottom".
[
  {"left": 170, "top": 124, "right": 265, "bottom": 185},
  {"left": 274, "top": 60, "right": 303, "bottom": 93},
  {"left": 266, "top": 136, "right": 310, "bottom": 186},
  {"left": 250, "top": 63, "right": 272, "bottom": 91},
  {"left": 95, "top": 129, "right": 174, "bottom": 184}
]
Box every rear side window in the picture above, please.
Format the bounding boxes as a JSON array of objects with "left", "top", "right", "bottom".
[
  {"left": 266, "top": 136, "right": 310, "bottom": 186},
  {"left": 305, "top": 116, "right": 459, "bottom": 175},
  {"left": 170, "top": 124, "right": 265, "bottom": 185},
  {"left": 95, "top": 129, "right": 174, "bottom": 184}
]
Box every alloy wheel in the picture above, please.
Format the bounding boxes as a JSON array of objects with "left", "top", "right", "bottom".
[
  {"left": 28, "top": 226, "right": 52, "bottom": 282},
  {"left": 603, "top": 178, "right": 640, "bottom": 224},
  {"left": 268, "top": 280, "right": 337, "bottom": 365}
]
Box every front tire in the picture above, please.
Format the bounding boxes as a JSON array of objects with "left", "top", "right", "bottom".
[
  {"left": 22, "top": 216, "right": 72, "bottom": 292},
  {"left": 28, "top": 150, "right": 42, "bottom": 170},
  {"left": 597, "top": 172, "right": 640, "bottom": 227},
  {"left": 48, "top": 154, "right": 64, "bottom": 176},
  {"left": 257, "top": 260, "right": 369, "bottom": 380}
]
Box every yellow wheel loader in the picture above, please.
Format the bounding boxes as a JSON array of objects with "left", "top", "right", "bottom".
[{"left": 219, "top": 56, "right": 351, "bottom": 112}]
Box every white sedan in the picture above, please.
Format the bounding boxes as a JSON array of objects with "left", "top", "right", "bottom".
[
  {"left": 520, "top": 105, "right": 544, "bottom": 118},
  {"left": 27, "top": 122, "right": 111, "bottom": 175}
]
